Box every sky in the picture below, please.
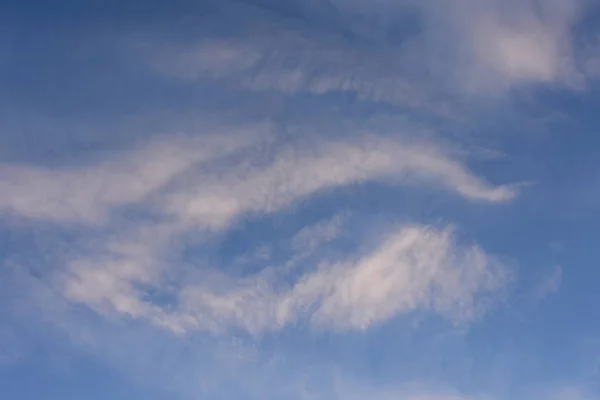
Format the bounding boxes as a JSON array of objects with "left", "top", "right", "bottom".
[{"left": 2, "top": 0, "right": 600, "bottom": 399}]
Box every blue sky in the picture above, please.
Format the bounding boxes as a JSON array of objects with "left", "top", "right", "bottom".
[{"left": 2, "top": 0, "right": 600, "bottom": 399}]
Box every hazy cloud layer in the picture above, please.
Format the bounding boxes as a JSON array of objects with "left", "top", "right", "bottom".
[
  {"left": 3, "top": 0, "right": 598, "bottom": 399},
  {"left": 139, "top": 0, "right": 591, "bottom": 111},
  {"left": 0, "top": 129, "right": 511, "bottom": 335}
]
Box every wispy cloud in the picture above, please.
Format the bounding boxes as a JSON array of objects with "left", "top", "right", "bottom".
[
  {"left": 164, "top": 136, "right": 516, "bottom": 230},
  {"left": 531, "top": 264, "right": 563, "bottom": 302},
  {"left": 0, "top": 130, "right": 263, "bottom": 224},
  {"left": 1, "top": 260, "right": 488, "bottom": 399},
  {"left": 60, "top": 218, "right": 510, "bottom": 335},
  {"left": 138, "top": 0, "right": 589, "bottom": 108},
  {"left": 0, "top": 128, "right": 514, "bottom": 335},
  {"left": 421, "top": 0, "right": 585, "bottom": 91},
  {"left": 178, "top": 224, "right": 508, "bottom": 334},
  {"left": 0, "top": 130, "right": 516, "bottom": 226}
]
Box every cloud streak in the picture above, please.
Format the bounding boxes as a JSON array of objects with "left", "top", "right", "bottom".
[
  {"left": 61, "top": 218, "right": 510, "bottom": 335},
  {"left": 0, "top": 130, "right": 262, "bottom": 224},
  {"left": 139, "top": 0, "right": 589, "bottom": 109},
  {"left": 0, "top": 128, "right": 512, "bottom": 335},
  {"left": 164, "top": 137, "right": 517, "bottom": 230},
  {"left": 0, "top": 130, "right": 516, "bottom": 226},
  {"left": 177, "top": 224, "right": 509, "bottom": 334}
]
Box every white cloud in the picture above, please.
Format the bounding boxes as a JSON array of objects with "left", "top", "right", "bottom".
[
  {"left": 472, "top": 21, "right": 562, "bottom": 82},
  {"left": 62, "top": 223, "right": 509, "bottom": 335},
  {"left": 0, "top": 128, "right": 516, "bottom": 335},
  {"left": 298, "top": 225, "right": 508, "bottom": 330},
  {"left": 0, "top": 130, "right": 263, "bottom": 224},
  {"left": 0, "top": 131, "right": 516, "bottom": 226},
  {"left": 139, "top": 0, "right": 588, "bottom": 105},
  {"left": 163, "top": 137, "right": 516, "bottom": 230},
  {"left": 145, "top": 33, "right": 435, "bottom": 109},
  {"left": 440, "top": 0, "right": 584, "bottom": 91},
  {"left": 290, "top": 212, "right": 347, "bottom": 254},
  {"left": 0, "top": 127, "right": 516, "bottom": 336}
]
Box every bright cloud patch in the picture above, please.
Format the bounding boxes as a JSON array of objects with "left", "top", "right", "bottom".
[
  {"left": 62, "top": 221, "right": 509, "bottom": 335},
  {"left": 0, "top": 131, "right": 507, "bottom": 335},
  {"left": 0, "top": 131, "right": 515, "bottom": 226},
  {"left": 0, "top": 131, "right": 262, "bottom": 223},
  {"left": 140, "top": 0, "right": 587, "bottom": 108},
  {"left": 183, "top": 224, "right": 507, "bottom": 333}
]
